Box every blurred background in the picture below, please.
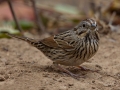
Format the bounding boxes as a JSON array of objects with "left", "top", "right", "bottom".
[{"left": 0, "top": 0, "right": 120, "bottom": 38}]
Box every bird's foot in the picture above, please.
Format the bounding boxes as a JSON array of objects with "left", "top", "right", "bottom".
[{"left": 54, "top": 64, "right": 83, "bottom": 80}]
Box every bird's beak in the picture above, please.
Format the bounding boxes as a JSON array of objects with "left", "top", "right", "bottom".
[
  {"left": 90, "top": 24, "right": 97, "bottom": 31},
  {"left": 91, "top": 24, "right": 97, "bottom": 29}
]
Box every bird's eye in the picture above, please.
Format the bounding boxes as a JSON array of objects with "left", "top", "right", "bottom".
[{"left": 82, "top": 24, "right": 86, "bottom": 27}]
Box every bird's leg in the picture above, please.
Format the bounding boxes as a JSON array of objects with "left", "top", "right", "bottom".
[
  {"left": 77, "top": 66, "right": 99, "bottom": 72},
  {"left": 77, "top": 66, "right": 90, "bottom": 71},
  {"left": 54, "top": 63, "right": 81, "bottom": 79}
]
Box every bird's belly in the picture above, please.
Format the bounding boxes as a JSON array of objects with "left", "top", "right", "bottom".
[
  {"left": 41, "top": 45, "right": 98, "bottom": 66},
  {"left": 53, "top": 53, "right": 85, "bottom": 66},
  {"left": 58, "top": 47, "right": 98, "bottom": 66}
]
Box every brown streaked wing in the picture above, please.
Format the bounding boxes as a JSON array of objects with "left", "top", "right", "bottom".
[
  {"left": 41, "top": 36, "right": 73, "bottom": 49},
  {"left": 41, "top": 36, "right": 59, "bottom": 48}
]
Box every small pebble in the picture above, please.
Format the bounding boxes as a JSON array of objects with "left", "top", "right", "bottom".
[
  {"left": 95, "top": 65, "right": 102, "bottom": 70},
  {"left": 92, "top": 87, "right": 95, "bottom": 89},
  {"left": 0, "top": 71, "right": 5, "bottom": 75},
  {"left": 53, "top": 78, "right": 57, "bottom": 81},
  {"left": 2, "top": 47, "right": 9, "bottom": 52},
  {"left": 92, "top": 80, "right": 95, "bottom": 83},
  {"left": 8, "top": 71, "right": 13, "bottom": 74},
  {"left": 68, "top": 83, "right": 74, "bottom": 86},
  {"left": 0, "top": 77, "right": 5, "bottom": 81},
  {"left": 116, "top": 73, "right": 120, "bottom": 79},
  {"left": 4, "top": 74, "right": 9, "bottom": 79},
  {"left": 58, "top": 80, "right": 62, "bottom": 82},
  {"left": 59, "top": 86, "right": 67, "bottom": 90}
]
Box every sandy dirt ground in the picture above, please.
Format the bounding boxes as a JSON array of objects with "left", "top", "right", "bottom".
[{"left": 0, "top": 32, "right": 120, "bottom": 90}]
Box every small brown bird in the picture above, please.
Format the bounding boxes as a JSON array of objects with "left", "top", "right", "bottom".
[{"left": 8, "top": 19, "right": 99, "bottom": 79}]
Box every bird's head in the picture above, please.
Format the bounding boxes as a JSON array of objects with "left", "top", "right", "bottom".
[{"left": 74, "top": 19, "right": 98, "bottom": 36}]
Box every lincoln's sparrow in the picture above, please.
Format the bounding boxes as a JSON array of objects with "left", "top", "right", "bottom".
[{"left": 8, "top": 19, "right": 99, "bottom": 79}]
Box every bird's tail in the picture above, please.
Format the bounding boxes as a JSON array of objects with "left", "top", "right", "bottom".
[
  {"left": 7, "top": 33, "right": 37, "bottom": 45},
  {"left": 7, "top": 33, "right": 52, "bottom": 55}
]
